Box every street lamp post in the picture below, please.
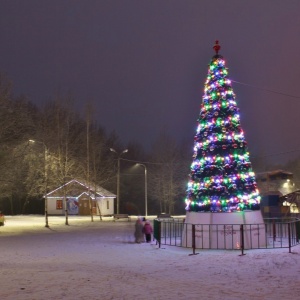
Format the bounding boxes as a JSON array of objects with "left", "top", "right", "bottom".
[
  {"left": 110, "top": 148, "right": 128, "bottom": 214},
  {"left": 29, "top": 139, "right": 49, "bottom": 228},
  {"left": 136, "top": 163, "right": 147, "bottom": 218}
]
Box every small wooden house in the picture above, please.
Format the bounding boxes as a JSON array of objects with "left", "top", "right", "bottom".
[{"left": 46, "top": 179, "right": 116, "bottom": 216}]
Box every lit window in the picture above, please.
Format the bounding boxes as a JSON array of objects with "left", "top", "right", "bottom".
[
  {"left": 290, "top": 204, "right": 299, "bottom": 213},
  {"left": 56, "top": 200, "right": 63, "bottom": 210}
]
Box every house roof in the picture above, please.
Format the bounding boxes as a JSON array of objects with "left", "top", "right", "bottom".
[
  {"left": 256, "top": 169, "right": 293, "bottom": 177},
  {"left": 46, "top": 179, "right": 116, "bottom": 198},
  {"left": 279, "top": 189, "right": 300, "bottom": 206}
]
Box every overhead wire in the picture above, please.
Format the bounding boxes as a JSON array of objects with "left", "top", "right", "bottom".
[
  {"left": 118, "top": 81, "right": 300, "bottom": 164},
  {"left": 232, "top": 80, "right": 300, "bottom": 160},
  {"left": 232, "top": 80, "right": 300, "bottom": 101},
  {"left": 252, "top": 149, "right": 300, "bottom": 159}
]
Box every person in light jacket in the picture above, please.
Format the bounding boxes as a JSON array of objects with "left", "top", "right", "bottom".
[
  {"left": 142, "top": 220, "right": 153, "bottom": 243},
  {"left": 134, "top": 218, "right": 144, "bottom": 243}
]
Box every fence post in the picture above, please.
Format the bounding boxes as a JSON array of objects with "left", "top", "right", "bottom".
[
  {"left": 296, "top": 219, "right": 300, "bottom": 243},
  {"left": 239, "top": 224, "right": 246, "bottom": 256},
  {"left": 153, "top": 219, "right": 161, "bottom": 248},
  {"left": 288, "top": 222, "right": 291, "bottom": 253},
  {"left": 273, "top": 219, "right": 276, "bottom": 242},
  {"left": 158, "top": 221, "right": 161, "bottom": 248},
  {"left": 189, "top": 224, "right": 199, "bottom": 256}
]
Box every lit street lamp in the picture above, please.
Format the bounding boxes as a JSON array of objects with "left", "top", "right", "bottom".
[
  {"left": 136, "top": 163, "right": 147, "bottom": 218},
  {"left": 29, "top": 139, "right": 49, "bottom": 228},
  {"left": 110, "top": 148, "right": 128, "bottom": 214}
]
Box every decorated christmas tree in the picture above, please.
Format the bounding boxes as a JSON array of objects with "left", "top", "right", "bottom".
[{"left": 185, "top": 41, "right": 261, "bottom": 213}]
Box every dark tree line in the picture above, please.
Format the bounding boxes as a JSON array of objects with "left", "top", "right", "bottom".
[
  {"left": 0, "top": 74, "right": 191, "bottom": 216},
  {"left": 1, "top": 73, "right": 292, "bottom": 216}
]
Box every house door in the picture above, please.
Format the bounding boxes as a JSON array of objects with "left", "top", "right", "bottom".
[{"left": 79, "top": 199, "right": 90, "bottom": 215}]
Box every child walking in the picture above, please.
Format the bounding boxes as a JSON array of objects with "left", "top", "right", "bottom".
[{"left": 142, "top": 220, "right": 153, "bottom": 243}]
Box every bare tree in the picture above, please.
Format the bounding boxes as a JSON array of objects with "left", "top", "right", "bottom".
[
  {"left": 0, "top": 75, "right": 38, "bottom": 213},
  {"left": 35, "top": 94, "right": 84, "bottom": 224},
  {"left": 149, "top": 133, "right": 188, "bottom": 214}
]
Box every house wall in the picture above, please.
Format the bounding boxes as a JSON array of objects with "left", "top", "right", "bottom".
[
  {"left": 260, "top": 195, "right": 281, "bottom": 218},
  {"left": 96, "top": 197, "right": 114, "bottom": 215},
  {"left": 256, "top": 172, "right": 295, "bottom": 195},
  {"left": 47, "top": 196, "right": 115, "bottom": 216},
  {"left": 47, "top": 197, "right": 65, "bottom": 215},
  {"left": 47, "top": 197, "right": 78, "bottom": 215}
]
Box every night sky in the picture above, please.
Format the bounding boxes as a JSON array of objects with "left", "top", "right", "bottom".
[{"left": 1, "top": 1, "right": 300, "bottom": 164}]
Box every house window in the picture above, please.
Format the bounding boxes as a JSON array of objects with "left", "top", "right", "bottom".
[
  {"left": 290, "top": 204, "right": 299, "bottom": 213},
  {"left": 107, "top": 200, "right": 109, "bottom": 210},
  {"left": 56, "top": 200, "right": 63, "bottom": 210}
]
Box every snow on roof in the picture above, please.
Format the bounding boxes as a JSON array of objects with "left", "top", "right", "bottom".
[
  {"left": 46, "top": 179, "right": 116, "bottom": 198},
  {"left": 256, "top": 169, "right": 293, "bottom": 176}
]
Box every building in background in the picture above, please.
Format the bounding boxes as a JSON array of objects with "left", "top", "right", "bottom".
[
  {"left": 256, "top": 170, "right": 299, "bottom": 217},
  {"left": 46, "top": 179, "right": 115, "bottom": 216}
]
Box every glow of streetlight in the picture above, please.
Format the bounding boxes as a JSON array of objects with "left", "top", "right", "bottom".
[
  {"left": 110, "top": 148, "right": 128, "bottom": 214},
  {"left": 29, "top": 139, "right": 49, "bottom": 228},
  {"left": 136, "top": 163, "right": 148, "bottom": 218}
]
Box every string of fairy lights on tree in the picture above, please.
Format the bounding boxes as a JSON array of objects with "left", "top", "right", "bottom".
[{"left": 185, "top": 41, "right": 261, "bottom": 212}]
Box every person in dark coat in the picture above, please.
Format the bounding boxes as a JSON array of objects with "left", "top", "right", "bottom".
[
  {"left": 134, "top": 218, "right": 144, "bottom": 243},
  {"left": 142, "top": 220, "right": 153, "bottom": 243}
]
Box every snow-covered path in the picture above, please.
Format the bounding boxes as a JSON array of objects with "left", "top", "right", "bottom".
[{"left": 0, "top": 216, "right": 300, "bottom": 300}]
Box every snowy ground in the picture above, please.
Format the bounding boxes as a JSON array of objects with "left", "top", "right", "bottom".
[{"left": 0, "top": 215, "right": 300, "bottom": 300}]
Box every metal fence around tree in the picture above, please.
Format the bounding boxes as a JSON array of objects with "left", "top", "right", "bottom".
[{"left": 153, "top": 217, "right": 300, "bottom": 255}]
